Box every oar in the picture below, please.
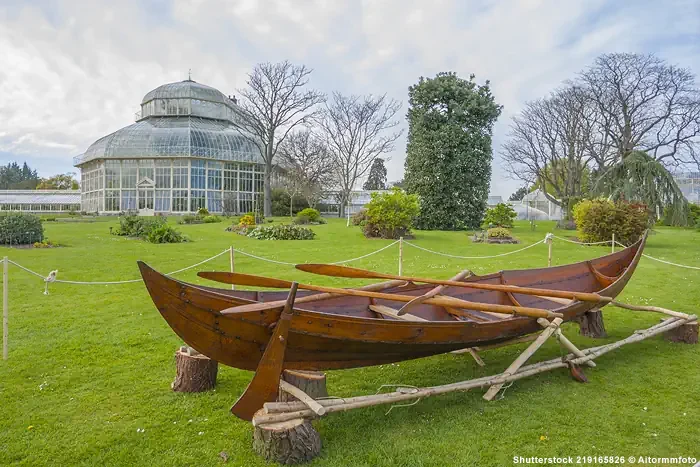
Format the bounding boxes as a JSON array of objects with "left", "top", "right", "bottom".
[
  {"left": 295, "top": 264, "right": 612, "bottom": 310},
  {"left": 230, "top": 282, "right": 299, "bottom": 421},
  {"left": 197, "top": 272, "right": 563, "bottom": 319}
]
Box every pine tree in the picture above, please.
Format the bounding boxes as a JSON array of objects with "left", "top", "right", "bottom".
[{"left": 363, "top": 158, "right": 388, "bottom": 190}]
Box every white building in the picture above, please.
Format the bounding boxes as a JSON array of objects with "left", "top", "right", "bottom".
[{"left": 74, "top": 79, "right": 264, "bottom": 215}]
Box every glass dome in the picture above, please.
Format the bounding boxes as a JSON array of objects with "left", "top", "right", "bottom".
[{"left": 73, "top": 79, "right": 264, "bottom": 215}]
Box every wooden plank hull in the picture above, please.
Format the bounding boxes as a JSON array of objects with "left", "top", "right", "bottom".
[{"left": 138, "top": 234, "right": 646, "bottom": 371}]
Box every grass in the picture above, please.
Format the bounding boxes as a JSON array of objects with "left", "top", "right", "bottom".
[{"left": 0, "top": 218, "right": 698, "bottom": 466}]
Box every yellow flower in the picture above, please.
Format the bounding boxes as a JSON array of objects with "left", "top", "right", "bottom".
[
  {"left": 27, "top": 426, "right": 34, "bottom": 430},
  {"left": 539, "top": 435, "right": 548, "bottom": 441}
]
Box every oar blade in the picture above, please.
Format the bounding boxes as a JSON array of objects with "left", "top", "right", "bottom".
[
  {"left": 295, "top": 263, "right": 386, "bottom": 279},
  {"left": 198, "top": 271, "right": 293, "bottom": 289}
]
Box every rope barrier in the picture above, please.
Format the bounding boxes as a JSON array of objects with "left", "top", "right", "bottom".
[
  {"left": 7, "top": 248, "right": 232, "bottom": 290},
  {"left": 230, "top": 240, "right": 401, "bottom": 266},
  {"left": 550, "top": 234, "right": 611, "bottom": 246},
  {"left": 610, "top": 240, "right": 700, "bottom": 271},
  {"left": 403, "top": 238, "right": 546, "bottom": 260}
]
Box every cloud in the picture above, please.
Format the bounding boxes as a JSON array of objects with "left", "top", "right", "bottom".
[{"left": 1, "top": 0, "right": 698, "bottom": 198}]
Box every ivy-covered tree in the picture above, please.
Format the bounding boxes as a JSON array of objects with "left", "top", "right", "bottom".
[
  {"left": 404, "top": 72, "right": 501, "bottom": 229},
  {"left": 363, "top": 158, "right": 388, "bottom": 190}
]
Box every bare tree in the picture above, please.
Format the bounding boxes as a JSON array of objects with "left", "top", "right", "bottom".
[
  {"left": 320, "top": 92, "right": 402, "bottom": 217},
  {"left": 232, "top": 61, "right": 326, "bottom": 216},
  {"left": 578, "top": 53, "right": 700, "bottom": 167},
  {"left": 277, "top": 130, "right": 334, "bottom": 209},
  {"left": 501, "top": 86, "right": 602, "bottom": 217}
]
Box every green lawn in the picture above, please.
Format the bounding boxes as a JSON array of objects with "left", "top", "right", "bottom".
[{"left": 1, "top": 218, "right": 698, "bottom": 466}]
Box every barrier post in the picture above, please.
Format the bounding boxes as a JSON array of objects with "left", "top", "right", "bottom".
[
  {"left": 612, "top": 233, "right": 615, "bottom": 253},
  {"left": 544, "top": 233, "right": 553, "bottom": 267},
  {"left": 230, "top": 247, "right": 235, "bottom": 291},
  {"left": 398, "top": 237, "right": 404, "bottom": 276},
  {"left": 3, "top": 256, "right": 8, "bottom": 360}
]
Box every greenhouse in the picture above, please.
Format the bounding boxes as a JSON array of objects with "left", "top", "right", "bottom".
[
  {"left": 673, "top": 172, "right": 700, "bottom": 205},
  {"left": 0, "top": 190, "right": 81, "bottom": 213},
  {"left": 74, "top": 79, "right": 264, "bottom": 214}
]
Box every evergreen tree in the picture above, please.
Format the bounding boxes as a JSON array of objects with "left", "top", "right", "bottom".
[
  {"left": 0, "top": 161, "right": 40, "bottom": 189},
  {"left": 404, "top": 72, "right": 501, "bottom": 229},
  {"left": 508, "top": 186, "right": 529, "bottom": 202},
  {"left": 363, "top": 158, "right": 388, "bottom": 190}
]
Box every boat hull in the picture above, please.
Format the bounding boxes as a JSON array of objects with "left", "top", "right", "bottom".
[{"left": 138, "top": 234, "right": 646, "bottom": 371}]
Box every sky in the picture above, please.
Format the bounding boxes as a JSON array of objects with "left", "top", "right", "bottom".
[{"left": 1, "top": 0, "right": 699, "bottom": 198}]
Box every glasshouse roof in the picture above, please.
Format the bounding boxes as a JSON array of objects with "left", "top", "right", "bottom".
[
  {"left": 74, "top": 79, "right": 262, "bottom": 167},
  {"left": 75, "top": 117, "right": 262, "bottom": 166},
  {"left": 141, "top": 79, "right": 233, "bottom": 106},
  {"left": 0, "top": 190, "right": 81, "bottom": 205}
]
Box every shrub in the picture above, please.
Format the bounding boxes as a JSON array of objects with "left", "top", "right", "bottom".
[
  {"left": 689, "top": 204, "right": 700, "bottom": 227},
  {"left": 0, "top": 213, "right": 44, "bottom": 245},
  {"left": 197, "top": 207, "right": 210, "bottom": 216},
  {"left": 33, "top": 240, "right": 56, "bottom": 248},
  {"left": 297, "top": 208, "right": 321, "bottom": 223},
  {"left": 238, "top": 214, "right": 256, "bottom": 227},
  {"left": 247, "top": 224, "right": 316, "bottom": 240},
  {"left": 293, "top": 214, "right": 311, "bottom": 225},
  {"left": 270, "top": 188, "right": 309, "bottom": 216},
  {"left": 487, "top": 227, "right": 512, "bottom": 238},
  {"left": 203, "top": 215, "right": 222, "bottom": 223},
  {"left": 112, "top": 214, "right": 187, "bottom": 243},
  {"left": 351, "top": 209, "right": 369, "bottom": 226},
  {"left": 573, "top": 199, "right": 648, "bottom": 245},
  {"left": 177, "top": 215, "right": 202, "bottom": 225},
  {"left": 146, "top": 225, "right": 188, "bottom": 244},
  {"left": 363, "top": 188, "right": 420, "bottom": 239},
  {"left": 42, "top": 216, "right": 57, "bottom": 222},
  {"left": 483, "top": 203, "right": 517, "bottom": 228}
]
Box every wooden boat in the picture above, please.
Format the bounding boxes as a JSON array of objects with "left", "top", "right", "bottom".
[{"left": 138, "top": 233, "right": 647, "bottom": 373}]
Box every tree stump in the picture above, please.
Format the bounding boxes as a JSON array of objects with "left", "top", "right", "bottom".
[
  {"left": 278, "top": 370, "right": 328, "bottom": 402},
  {"left": 171, "top": 346, "right": 218, "bottom": 392},
  {"left": 253, "top": 416, "right": 321, "bottom": 464},
  {"left": 663, "top": 321, "right": 698, "bottom": 344},
  {"left": 578, "top": 309, "right": 607, "bottom": 338}
]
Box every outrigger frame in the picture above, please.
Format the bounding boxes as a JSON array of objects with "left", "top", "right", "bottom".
[{"left": 233, "top": 302, "right": 696, "bottom": 426}]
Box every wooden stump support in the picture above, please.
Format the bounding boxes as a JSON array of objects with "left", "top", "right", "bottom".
[
  {"left": 254, "top": 370, "right": 327, "bottom": 464},
  {"left": 172, "top": 346, "right": 218, "bottom": 392},
  {"left": 578, "top": 308, "right": 607, "bottom": 338},
  {"left": 663, "top": 320, "right": 698, "bottom": 344}
]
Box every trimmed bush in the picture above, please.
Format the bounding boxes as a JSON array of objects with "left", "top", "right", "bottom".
[
  {"left": 351, "top": 209, "right": 369, "bottom": 226},
  {"left": 363, "top": 188, "right": 420, "bottom": 239},
  {"left": 178, "top": 215, "right": 202, "bottom": 225},
  {"left": 483, "top": 203, "right": 517, "bottom": 228},
  {"left": 112, "top": 215, "right": 187, "bottom": 243},
  {"left": 297, "top": 208, "right": 321, "bottom": 222},
  {"left": 146, "top": 225, "right": 187, "bottom": 244},
  {"left": 487, "top": 227, "right": 512, "bottom": 238},
  {"left": 203, "top": 215, "right": 222, "bottom": 223},
  {"left": 573, "top": 199, "right": 647, "bottom": 245},
  {"left": 238, "top": 214, "right": 256, "bottom": 227},
  {"left": 0, "top": 213, "right": 44, "bottom": 245},
  {"left": 247, "top": 224, "right": 315, "bottom": 240}
]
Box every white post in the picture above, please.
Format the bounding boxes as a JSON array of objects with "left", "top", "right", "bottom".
[
  {"left": 230, "top": 247, "right": 235, "bottom": 291},
  {"left": 398, "top": 237, "right": 404, "bottom": 276},
  {"left": 612, "top": 233, "right": 615, "bottom": 254},
  {"left": 548, "top": 240, "right": 552, "bottom": 267},
  {"left": 3, "top": 256, "right": 8, "bottom": 360}
]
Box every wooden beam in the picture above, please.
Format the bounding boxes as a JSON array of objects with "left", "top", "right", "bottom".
[
  {"left": 368, "top": 304, "right": 428, "bottom": 322},
  {"left": 483, "top": 317, "right": 563, "bottom": 401},
  {"left": 279, "top": 380, "right": 326, "bottom": 416},
  {"left": 536, "top": 318, "right": 595, "bottom": 368}
]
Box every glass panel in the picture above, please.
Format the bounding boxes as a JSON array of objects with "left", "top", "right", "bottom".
[
  {"left": 121, "top": 160, "right": 137, "bottom": 188},
  {"left": 156, "top": 167, "right": 171, "bottom": 188},
  {"left": 191, "top": 160, "right": 206, "bottom": 189},
  {"left": 155, "top": 190, "right": 171, "bottom": 212},
  {"left": 121, "top": 190, "right": 136, "bottom": 211},
  {"left": 190, "top": 189, "right": 205, "bottom": 211},
  {"left": 173, "top": 189, "right": 188, "bottom": 212},
  {"left": 207, "top": 191, "right": 222, "bottom": 212}
]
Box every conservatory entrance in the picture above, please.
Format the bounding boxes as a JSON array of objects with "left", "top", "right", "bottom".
[{"left": 137, "top": 178, "right": 155, "bottom": 215}]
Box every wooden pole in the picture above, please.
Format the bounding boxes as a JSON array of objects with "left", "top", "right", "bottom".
[
  {"left": 547, "top": 238, "right": 552, "bottom": 267},
  {"left": 483, "top": 317, "right": 563, "bottom": 400},
  {"left": 3, "top": 256, "right": 8, "bottom": 360},
  {"left": 612, "top": 233, "right": 615, "bottom": 253},
  {"left": 398, "top": 237, "right": 403, "bottom": 276},
  {"left": 230, "top": 247, "right": 235, "bottom": 291}
]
